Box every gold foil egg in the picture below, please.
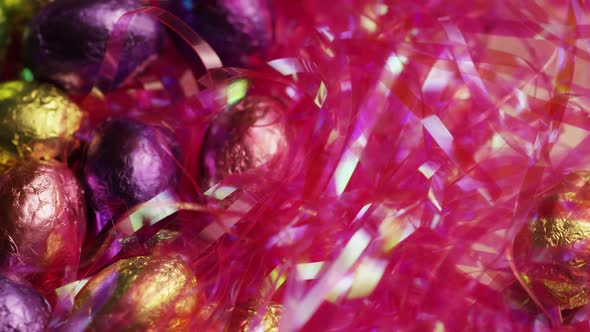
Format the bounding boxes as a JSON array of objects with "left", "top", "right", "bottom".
[
  {"left": 226, "top": 303, "right": 283, "bottom": 332},
  {"left": 516, "top": 171, "right": 590, "bottom": 310},
  {"left": 0, "top": 80, "right": 82, "bottom": 170},
  {"left": 74, "top": 256, "right": 199, "bottom": 331}
]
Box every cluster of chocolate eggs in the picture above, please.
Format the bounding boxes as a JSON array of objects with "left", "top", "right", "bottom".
[{"left": 0, "top": 0, "right": 287, "bottom": 329}]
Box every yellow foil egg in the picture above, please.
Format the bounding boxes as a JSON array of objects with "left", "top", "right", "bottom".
[
  {"left": 74, "top": 256, "right": 199, "bottom": 332},
  {"left": 0, "top": 81, "right": 82, "bottom": 170}
]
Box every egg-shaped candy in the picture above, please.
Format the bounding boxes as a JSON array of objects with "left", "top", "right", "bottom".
[
  {"left": 25, "top": 0, "right": 163, "bottom": 93},
  {"left": 0, "top": 276, "right": 51, "bottom": 332},
  {"left": 74, "top": 256, "right": 199, "bottom": 331},
  {"left": 0, "top": 80, "right": 83, "bottom": 172},
  {"left": 514, "top": 171, "right": 590, "bottom": 310},
  {"left": 199, "top": 95, "right": 288, "bottom": 190},
  {"left": 167, "top": 0, "right": 273, "bottom": 67},
  {"left": 83, "top": 119, "right": 181, "bottom": 229},
  {"left": 0, "top": 160, "right": 86, "bottom": 292}
]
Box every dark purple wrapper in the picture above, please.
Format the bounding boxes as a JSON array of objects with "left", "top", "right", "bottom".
[
  {"left": 25, "top": 0, "right": 163, "bottom": 93},
  {"left": 167, "top": 0, "right": 274, "bottom": 68}
]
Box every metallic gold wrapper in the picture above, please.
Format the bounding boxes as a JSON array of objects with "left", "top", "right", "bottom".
[
  {"left": 543, "top": 280, "right": 590, "bottom": 310},
  {"left": 75, "top": 256, "right": 199, "bottom": 331},
  {"left": 516, "top": 171, "right": 590, "bottom": 310},
  {"left": 529, "top": 217, "right": 590, "bottom": 248},
  {"left": 227, "top": 303, "right": 283, "bottom": 332},
  {"left": 0, "top": 81, "right": 82, "bottom": 169}
]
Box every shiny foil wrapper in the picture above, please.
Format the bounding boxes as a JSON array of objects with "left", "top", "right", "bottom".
[
  {"left": 75, "top": 256, "right": 199, "bottom": 331},
  {"left": 0, "top": 81, "right": 83, "bottom": 171},
  {"left": 226, "top": 303, "right": 283, "bottom": 332},
  {"left": 199, "top": 95, "right": 288, "bottom": 189},
  {"left": 25, "top": 0, "right": 163, "bottom": 93},
  {"left": 528, "top": 171, "right": 590, "bottom": 248},
  {"left": 0, "top": 160, "right": 86, "bottom": 292},
  {"left": 83, "top": 119, "right": 181, "bottom": 229},
  {"left": 516, "top": 171, "right": 590, "bottom": 310},
  {"left": 0, "top": 276, "right": 51, "bottom": 332},
  {"left": 167, "top": 0, "right": 273, "bottom": 67}
]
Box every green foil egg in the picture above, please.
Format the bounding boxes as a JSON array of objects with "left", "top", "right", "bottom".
[{"left": 0, "top": 80, "right": 82, "bottom": 172}]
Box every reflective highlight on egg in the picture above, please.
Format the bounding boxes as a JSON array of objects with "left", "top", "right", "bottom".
[
  {"left": 515, "top": 171, "right": 590, "bottom": 310},
  {"left": 0, "top": 81, "right": 82, "bottom": 170},
  {"left": 83, "top": 119, "right": 181, "bottom": 230},
  {"left": 74, "top": 256, "right": 199, "bottom": 331},
  {"left": 227, "top": 303, "right": 283, "bottom": 332},
  {"left": 199, "top": 95, "right": 288, "bottom": 189},
  {"left": 0, "top": 160, "right": 86, "bottom": 291}
]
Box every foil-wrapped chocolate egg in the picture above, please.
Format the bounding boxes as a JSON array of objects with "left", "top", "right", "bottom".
[
  {"left": 199, "top": 95, "right": 288, "bottom": 189},
  {"left": 0, "top": 81, "right": 83, "bottom": 171},
  {"left": 0, "top": 276, "right": 51, "bottom": 332},
  {"left": 167, "top": 0, "right": 273, "bottom": 67},
  {"left": 227, "top": 303, "right": 283, "bottom": 332},
  {"left": 83, "top": 119, "right": 181, "bottom": 228},
  {"left": 74, "top": 256, "right": 199, "bottom": 331},
  {"left": 514, "top": 171, "right": 590, "bottom": 310},
  {"left": 25, "top": 0, "right": 163, "bottom": 93},
  {"left": 0, "top": 160, "right": 86, "bottom": 291}
]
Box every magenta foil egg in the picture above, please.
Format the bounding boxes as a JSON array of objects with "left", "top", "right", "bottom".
[
  {"left": 0, "top": 160, "right": 86, "bottom": 292},
  {"left": 83, "top": 119, "right": 181, "bottom": 230},
  {"left": 25, "top": 0, "right": 163, "bottom": 93},
  {"left": 199, "top": 96, "right": 288, "bottom": 190}
]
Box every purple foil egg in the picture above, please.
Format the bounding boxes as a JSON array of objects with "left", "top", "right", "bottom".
[
  {"left": 167, "top": 0, "right": 273, "bottom": 67},
  {"left": 199, "top": 95, "right": 288, "bottom": 190},
  {"left": 83, "top": 119, "right": 181, "bottom": 230},
  {"left": 25, "top": 0, "right": 163, "bottom": 93},
  {"left": 0, "top": 276, "right": 51, "bottom": 332}
]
